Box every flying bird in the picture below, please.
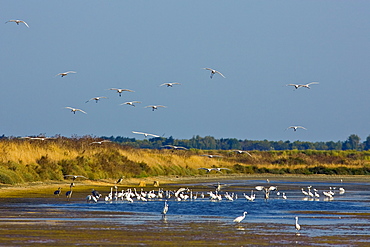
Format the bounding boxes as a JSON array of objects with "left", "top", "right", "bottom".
[
  {"left": 203, "top": 68, "right": 225, "bottom": 79},
  {"left": 65, "top": 107, "right": 87, "bottom": 114},
  {"left": 89, "top": 140, "right": 111, "bottom": 145},
  {"left": 286, "top": 126, "right": 307, "bottom": 131},
  {"left": 109, "top": 88, "right": 134, "bottom": 97},
  {"left": 145, "top": 105, "right": 166, "bottom": 111},
  {"left": 286, "top": 82, "right": 319, "bottom": 89},
  {"left": 233, "top": 212, "right": 247, "bottom": 223},
  {"left": 5, "top": 19, "right": 29, "bottom": 28},
  {"left": 160, "top": 82, "right": 181, "bottom": 87},
  {"left": 85, "top": 96, "right": 108, "bottom": 103},
  {"left": 198, "top": 167, "right": 230, "bottom": 173},
  {"left": 132, "top": 131, "right": 160, "bottom": 138},
  {"left": 120, "top": 101, "right": 141, "bottom": 107},
  {"left": 56, "top": 71, "right": 77, "bottom": 77},
  {"left": 230, "top": 150, "right": 252, "bottom": 156},
  {"left": 64, "top": 175, "right": 88, "bottom": 181},
  {"left": 200, "top": 154, "right": 223, "bottom": 158}
]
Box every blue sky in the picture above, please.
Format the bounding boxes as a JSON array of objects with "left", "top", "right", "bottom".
[{"left": 1, "top": 1, "right": 370, "bottom": 142}]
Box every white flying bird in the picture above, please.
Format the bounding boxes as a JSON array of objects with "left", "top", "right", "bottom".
[
  {"left": 65, "top": 107, "right": 87, "bottom": 114},
  {"left": 85, "top": 96, "right": 108, "bottom": 103},
  {"left": 121, "top": 101, "right": 141, "bottom": 107},
  {"left": 5, "top": 19, "right": 29, "bottom": 28},
  {"left": 56, "top": 71, "right": 76, "bottom": 77},
  {"left": 286, "top": 82, "right": 319, "bottom": 89},
  {"left": 160, "top": 82, "right": 181, "bottom": 87},
  {"left": 145, "top": 105, "right": 166, "bottom": 111},
  {"left": 230, "top": 150, "right": 252, "bottom": 156},
  {"left": 203, "top": 68, "right": 225, "bottom": 79},
  {"left": 286, "top": 126, "right": 307, "bottom": 131},
  {"left": 198, "top": 167, "right": 230, "bottom": 173},
  {"left": 200, "top": 154, "right": 223, "bottom": 158},
  {"left": 109, "top": 88, "right": 134, "bottom": 97},
  {"left": 132, "top": 131, "right": 160, "bottom": 138},
  {"left": 89, "top": 140, "right": 112, "bottom": 145}
]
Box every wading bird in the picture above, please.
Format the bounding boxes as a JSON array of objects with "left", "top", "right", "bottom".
[
  {"left": 121, "top": 101, "right": 141, "bottom": 107},
  {"left": 286, "top": 126, "right": 307, "bottom": 131},
  {"left": 54, "top": 187, "right": 62, "bottom": 196},
  {"left": 286, "top": 82, "right": 319, "bottom": 89},
  {"left": 145, "top": 105, "right": 166, "bottom": 111},
  {"left": 109, "top": 88, "right": 134, "bottom": 97},
  {"left": 64, "top": 175, "right": 88, "bottom": 181},
  {"left": 85, "top": 96, "right": 108, "bottom": 103},
  {"left": 56, "top": 71, "right": 76, "bottom": 77},
  {"left": 160, "top": 82, "right": 181, "bottom": 87},
  {"left": 233, "top": 211, "right": 247, "bottom": 223},
  {"left": 255, "top": 186, "right": 277, "bottom": 199},
  {"left": 65, "top": 107, "right": 87, "bottom": 114},
  {"left": 132, "top": 131, "right": 160, "bottom": 138},
  {"left": 66, "top": 183, "right": 74, "bottom": 200},
  {"left": 5, "top": 19, "right": 29, "bottom": 27},
  {"left": 203, "top": 68, "right": 225, "bottom": 79},
  {"left": 162, "top": 200, "right": 169, "bottom": 215},
  {"left": 295, "top": 217, "right": 301, "bottom": 232}
]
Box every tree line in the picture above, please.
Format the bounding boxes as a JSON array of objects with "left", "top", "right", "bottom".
[{"left": 102, "top": 134, "right": 370, "bottom": 151}]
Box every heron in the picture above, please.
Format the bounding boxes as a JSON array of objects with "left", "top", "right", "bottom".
[
  {"left": 162, "top": 200, "right": 169, "bottom": 215},
  {"left": 145, "top": 105, "right": 166, "bottom": 111},
  {"left": 160, "top": 82, "right": 181, "bottom": 87},
  {"left": 233, "top": 211, "right": 247, "bottom": 223},
  {"left": 64, "top": 175, "right": 88, "bottom": 181},
  {"left": 295, "top": 217, "right": 301, "bottom": 232},
  {"left": 66, "top": 183, "right": 74, "bottom": 200},
  {"left": 121, "top": 101, "right": 141, "bottom": 107},
  {"left": 286, "top": 82, "right": 319, "bottom": 89},
  {"left": 5, "top": 19, "right": 29, "bottom": 28},
  {"left": 109, "top": 88, "right": 134, "bottom": 97},
  {"left": 85, "top": 96, "right": 108, "bottom": 103},
  {"left": 286, "top": 126, "right": 307, "bottom": 131},
  {"left": 65, "top": 107, "right": 87, "bottom": 114},
  {"left": 56, "top": 71, "right": 76, "bottom": 77},
  {"left": 203, "top": 68, "right": 225, "bottom": 79},
  {"left": 132, "top": 131, "right": 160, "bottom": 138},
  {"left": 54, "top": 187, "right": 62, "bottom": 196}
]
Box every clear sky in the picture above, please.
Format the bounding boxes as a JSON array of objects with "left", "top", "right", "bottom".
[{"left": 1, "top": 1, "right": 370, "bottom": 142}]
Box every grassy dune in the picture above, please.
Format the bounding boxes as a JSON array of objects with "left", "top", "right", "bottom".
[{"left": 0, "top": 137, "right": 369, "bottom": 185}]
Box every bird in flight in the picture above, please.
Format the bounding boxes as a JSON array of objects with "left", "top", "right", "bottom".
[
  {"left": 145, "top": 105, "right": 166, "bottom": 111},
  {"left": 160, "top": 82, "right": 181, "bottom": 87},
  {"left": 286, "top": 126, "right": 307, "bottom": 131},
  {"left": 286, "top": 82, "right": 319, "bottom": 89},
  {"left": 120, "top": 101, "right": 141, "bottom": 107},
  {"left": 5, "top": 19, "right": 29, "bottom": 28},
  {"left": 198, "top": 167, "right": 231, "bottom": 173},
  {"left": 109, "top": 88, "right": 134, "bottom": 97},
  {"left": 65, "top": 107, "right": 87, "bottom": 114},
  {"left": 85, "top": 96, "right": 108, "bottom": 103},
  {"left": 64, "top": 175, "right": 88, "bottom": 181},
  {"left": 56, "top": 71, "right": 77, "bottom": 77},
  {"left": 230, "top": 150, "right": 252, "bottom": 156},
  {"left": 89, "top": 140, "right": 111, "bottom": 145},
  {"left": 203, "top": 68, "right": 225, "bottom": 79},
  {"left": 132, "top": 131, "right": 160, "bottom": 138},
  {"left": 200, "top": 154, "right": 223, "bottom": 158}
]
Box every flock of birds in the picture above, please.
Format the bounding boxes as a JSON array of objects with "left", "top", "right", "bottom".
[{"left": 54, "top": 176, "right": 345, "bottom": 234}]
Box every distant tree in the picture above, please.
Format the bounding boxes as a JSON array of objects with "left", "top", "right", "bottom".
[
  {"left": 343, "top": 134, "right": 361, "bottom": 150},
  {"left": 363, "top": 135, "right": 370, "bottom": 150}
]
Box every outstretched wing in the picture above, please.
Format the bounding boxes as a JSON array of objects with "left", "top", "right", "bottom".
[{"left": 215, "top": 70, "right": 225, "bottom": 78}]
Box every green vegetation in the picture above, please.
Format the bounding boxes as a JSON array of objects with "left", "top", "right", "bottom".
[{"left": 0, "top": 136, "right": 369, "bottom": 185}]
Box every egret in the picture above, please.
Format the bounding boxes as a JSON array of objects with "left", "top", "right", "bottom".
[
  {"left": 89, "top": 140, "right": 111, "bottom": 145},
  {"left": 203, "top": 68, "right": 225, "bottom": 79},
  {"left": 255, "top": 186, "right": 276, "bottom": 199},
  {"left": 200, "top": 154, "right": 223, "bottom": 158},
  {"left": 5, "top": 19, "right": 29, "bottom": 27},
  {"left": 301, "top": 188, "right": 309, "bottom": 196},
  {"left": 198, "top": 167, "right": 230, "bottom": 173},
  {"left": 145, "top": 105, "right": 166, "bottom": 111},
  {"left": 287, "top": 126, "right": 307, "bottom": 131},
  {"left": 161, "top": 145, "right": 188, "bottom": 150},
  {"left": 64, "top": 175, "right": 87, "bottom": 181},
  {"left": 65, "top": 107, "right": 87, "bottom": 114},
  {"left": 85, "top": 96, "right": 108, "bottom": 103},
  {"left": 160, "top": 82, "right": 181, "bottom": 87},
  {"left": 162, "top": 200, "right": 169, "bottom": 215},
  {"left": 295, "top": 217, "right": 301, "bottom": 232},
  {"left": 233, "top": 211, "right": 247, "bottom": 223},
  {"left": 339, "top": 187, "right": 345, "bottom": 194},
  {"left": 282, "top": 192, "right": 287, "bottom": 200},
  {"left": 56, "top": 71, "right": 76, "bottom": 77},
  {"left": 132, "top": 131, "right": 160, "bottom": 138},
  {"left": 121, "top": 101, "right": 141, "bottom": 107},
  {"left": 230, "top": 150, "right": 252, "bottom": 156},
  {"left": 286, "top": 82, "right": 319, "bottom": 89},
  {"left": 109, "top": 88, "right": 134, "bottom": 97}
]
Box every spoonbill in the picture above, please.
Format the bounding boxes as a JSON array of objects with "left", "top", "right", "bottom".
[
  {"left": 160, "top": 82, "right": 181, "bottom": 87},
  {"left": 121, "top": 101, "right": 141, "bottom": 107},
  {"left": 109, "top": 88, "right": 134, "bottom": 97},
  {"left": 85, "top": 96, "right": 108, "bottom": 103},
  {"left": 203, "top": 68, "right": 225, "bottom": 79},
  {"left": 286, "top": 82, "right": 319, "bottom": 89},
  {"left": 5, "top": 19, "right": 29, "bottom": 27},
  {"left": 286, "top": 126, "right": 307, "bottom": 131},
  {"left": 233, "top": 211, "right": 247, "bottom": 223},
  {"left": 65, "top": 107, "right": 87, "bottom": 114},
  {"left": 56, "top": 71, "right": 76, "bottom": 77},
  {"left": 132, "top": 131, "right": 160, "bottom": 138},
  {"left": 145, "top": 105, "right": 166, "bottom": 111}
]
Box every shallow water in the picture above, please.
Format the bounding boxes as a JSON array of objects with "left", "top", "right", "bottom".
[{"left": 0, "top": 178, "right": 369, "bottom": 246}]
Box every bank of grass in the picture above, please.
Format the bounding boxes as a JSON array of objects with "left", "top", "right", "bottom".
[{"left": 0, "top": 137, "right": 369, "bottom": 184}]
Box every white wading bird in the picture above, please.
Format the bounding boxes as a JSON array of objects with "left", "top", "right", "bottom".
[
  {"left": 145, "top": 105, "right": 166, "bottom": 111},
  {"left": 160, "top": 82, "right": 181, "bottom": 87},
  {"left": 286, "top": 126, "right": 307, "bottom": 131},
  {"left": 109, "top": 88, "right": 134, "bottom": 97},
  {"left": 120, "top": 101, "right": 141, "bottom": 107},
  {"left": 65, "top": 107, "right": 87, "bottom": 114},
  {"left": 286, "top": 82, "right": 319, "bottom": 89},
  {"left": 203, "top": 68, "right": 225, "bottom": 79},
  {"left": 56, "top": 71, "right": 77, "bottom": 77},
  {"left": 162, "top": 200, "right": 169, "bottom": 215},
  {"left": 255, "top": 186, "right": 277, "bottom": 199},
  {"left": 5, "top": 19, "right": 29, "bottom": 27},
  {"left": 295, "top": 217, "right": 301, "bottom": 232},
  {"left": 198, "top": 167, "right": 231, "bottom": 173},
  {"left": 132, "top": 131, "right": 160, "bottom": 138},
  {"left": 233, "top": 211, "right": 247, "bottom": 223},
  {"left": 85, "top": 96, "right": 108, "bottom": 103}
]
